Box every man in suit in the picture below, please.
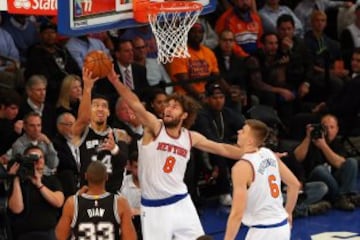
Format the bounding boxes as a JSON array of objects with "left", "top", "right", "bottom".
[
  {"left": 17, "top": 75, "right": 57, "bottom": 138},
  {"left": 94, "top": 39, "right": 150, "bottom": 110},
  {"left": 53, "top": 112, "right": 79, "bottom": 198}
]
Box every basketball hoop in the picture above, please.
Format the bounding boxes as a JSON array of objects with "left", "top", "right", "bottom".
[{"left": 134, "top": 0, "right": 203, "bottom": 64}]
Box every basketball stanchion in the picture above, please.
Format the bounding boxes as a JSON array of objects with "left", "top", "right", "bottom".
[{"left": 133, "top": 0, "right": 203, "bottom": 64}]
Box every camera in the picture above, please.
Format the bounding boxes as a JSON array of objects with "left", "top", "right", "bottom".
[
  {"left": 310, "top": 123, "right": 327, "bottom": 139},
  {"left": 10, "top": 154, "right": 39, "bottom": 181}
]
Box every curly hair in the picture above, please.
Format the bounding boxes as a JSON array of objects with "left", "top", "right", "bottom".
[{"left": 166, "top": 93, "right": 201, "bottom": 129}]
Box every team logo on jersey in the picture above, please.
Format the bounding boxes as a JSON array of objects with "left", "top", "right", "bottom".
[
  {"left": 86, "top": 139, "right": 100, "bottom": 149},
  {"left": 258, "top": 158, "right": 276, "bottom": 175},
  {"left": 157, "top": 142, "right": 188, "bottom": 158}
]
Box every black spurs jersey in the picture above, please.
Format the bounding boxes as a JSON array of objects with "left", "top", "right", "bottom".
[
  {"left": 79, "top": 126, "right": 128, "bottom": 193},
  {"left": 71, "top": 192, "right": 121, "bottom": 240}
]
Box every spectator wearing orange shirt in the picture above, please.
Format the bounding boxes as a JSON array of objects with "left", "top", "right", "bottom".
[
  {"left": 215, "top": 0, "right": 263, "bottom": 57},
  {"left": 168, "top": 23, "right": 221, "bottom": 101}
]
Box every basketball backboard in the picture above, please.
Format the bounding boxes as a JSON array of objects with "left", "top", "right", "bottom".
[{"left": 58, "top": 0, "right": 216, "bottom": 36}]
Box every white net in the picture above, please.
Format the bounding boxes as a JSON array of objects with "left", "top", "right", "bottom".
[{"left": 147, "top": 2, "right": 203, "bottom": 64}]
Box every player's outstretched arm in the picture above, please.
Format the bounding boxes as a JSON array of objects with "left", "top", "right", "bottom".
[
  {"left": 117, "top": 196, "right": 137, "bottom": 240},
  {"left": 107, "top": 67, "right": 161, "bottom": 135},
  {"left": 190, "top": 131, "right": 243, "bottom": 160},
  {"left": 224, "top": 160, "right": 252, "bottom": 240},
  {"left": 72, "top": 68, "right": 99, "bottom": 145},
  {"left": 56, "top": 196, "right": 74, "bottom": 240},
  {"left": 278, "top": 158, "right": 301, "bottom": 226}
]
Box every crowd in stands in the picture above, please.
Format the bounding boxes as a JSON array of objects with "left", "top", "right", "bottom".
[{"left": 1, "top": 0, "right": 360, "bottom": 238}]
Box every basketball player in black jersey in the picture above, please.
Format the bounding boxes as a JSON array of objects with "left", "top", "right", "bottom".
[
  {"left": 56, "top": 161, "right": 136, "bottom": 240},
  {"left": 72, "top": 68, "right": 128, "bottom": 193}
]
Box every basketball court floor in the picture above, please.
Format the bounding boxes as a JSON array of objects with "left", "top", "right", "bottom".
[{"left": 201, "top": 177, "right": 360, "bottom": 240}]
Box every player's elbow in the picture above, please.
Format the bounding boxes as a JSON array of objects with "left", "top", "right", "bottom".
[
  {"left": 9, "top": 203, "right": 24, "bottom": 214},
  {"left": 290, "top": 178, "right": 302, "bottom": 192},
  {"left": 52, "top": 192, "right": 65, "bottom": 208}
]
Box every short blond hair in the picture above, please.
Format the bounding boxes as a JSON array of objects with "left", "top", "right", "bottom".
[
  {"left": 311, "top": 10, "right": 327, "bottom": 24},
  {"left": 245, "top": 119, "right": 269, "bottom": 147}
]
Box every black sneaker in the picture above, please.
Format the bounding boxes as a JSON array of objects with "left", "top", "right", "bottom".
[
  {"left": 333, "top": 195, "right": 355, "bottom": 211},
  {"left": 308, "top": 201, "right": 331, "bottom": 215}
]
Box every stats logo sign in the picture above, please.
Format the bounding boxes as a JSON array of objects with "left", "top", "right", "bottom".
[{"left": 8, "top": 0, "right": 57, "bottom": 15}]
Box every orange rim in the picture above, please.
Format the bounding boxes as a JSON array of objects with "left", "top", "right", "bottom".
[{"left": 134, "top": 1, "right": 203, "bottom": 23}]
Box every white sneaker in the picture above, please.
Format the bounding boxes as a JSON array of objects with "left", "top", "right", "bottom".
[{"left": 219, "top": 194, "right": 232, "bottom": 206}]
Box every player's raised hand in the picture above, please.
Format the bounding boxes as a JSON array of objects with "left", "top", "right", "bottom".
[
  {"left": 82, "top": 67, "right": 99, "bottom": 88},
  {"left": 107, "top": 65, "right": 121, "bottom": 85}
]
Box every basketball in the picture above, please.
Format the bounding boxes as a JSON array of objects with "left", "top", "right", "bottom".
[{"left": 83, "top": 50, "right": 112, "bottom": 78}]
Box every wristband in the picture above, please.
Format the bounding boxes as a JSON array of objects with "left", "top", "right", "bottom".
[{"left": 110, "top": 144, "right": 119, "bottom": 155}]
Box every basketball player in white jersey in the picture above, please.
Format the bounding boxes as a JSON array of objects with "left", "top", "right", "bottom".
[
  {"left": 106, "top": 68, "right": 244, "bottom": 240},
  {"left": 55, "top": 161, "right": 136, "bottom": 240},
  {"left": 224, "top": 119, "right": 301, "bottom": 240}
]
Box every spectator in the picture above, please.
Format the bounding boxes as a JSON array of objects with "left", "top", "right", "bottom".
[
  {"left": 215, "top": 0, "right": 263, "bottom": 56},
  {"left": 53, "top": 112, "right": 79, "bottom": 198},
  {"left": 198, "top": 17, "right": 219, "bottom": 49},
  {"left": 4, "top": 112, "right": 59, "bottom": 175},
  {"left": 56, "top": 74, "right": 82, "bottom": 118},
  {"left": 25, "top": 22, "right": 81, "bottom": 105},
  {"left": 0, "top": 20, "right": 22, "bottom": 91},
  {"left": 252, "top": 32, "right": 298, "bottom": 123},
  {"left": 72, "top": 69, "right": 128, "bottom": 194},
  {"left": 7, "top": 145, "right": 64, "bottom": 240},
  {"left": 96, "top": 39, "right": 149, "bottom": 109},
  {"left": 213, "top": 30, "right": 249, "bottom": 91},
  {"left": 293, "top": 114, "right": 360, "bottom": 210},
  {"left": 120, "top": 25, "right": 158, "bottom": 58},
  {"left": 0, "top": 89, "right": 22, "bottom": 156},
  {"left": 276, "top": 14, "right": 313, "bottom": 110},
  {"left": 145, "top": 88, "right": 168, "bottom": 119},
  {"left": 55, "top": 161, "right": 136, "bottom": 240},
  {"left": 168, "top": 22, "right": 220, "bottom": 101},
  {"left": 112, "top": 97, "right": 143, "bottom": 154},
  {"left": 120, "top": 151, "right": 142, "bottom": 239},
  {"left": 259, "top": 0, "right": 304, "bottom": 38},
  {"left": 88, "top": 31, "right": 115, "bottom": 54},
  {"left": 294, "top": 0, "right": 353, "bottom": 33},
  {"left": 312, "top": 48, "right": 360, "bottom": 134},
  {"left": 65, "top": 35, "right": 110, "bottom": 70},
  {"left": 304, "top": 10, "right": 348, "bottom": 103},
  {"left": 132, "top": 36, "right": 173, "bottom": 94},
  {"left": 2, "top": 14, "right": 39, "bottom": 65},
  {"left": 340, "top": 4, "right": 360, "bottom": 70},
  {"left": 192, "top": 83, "right": 245, "bottom": 206},
  {"left": 213, "top": 29, "right": 257, "bottom": 112},
  {"left": 17, "top": 75, "right": 56, "bottom": 138}
]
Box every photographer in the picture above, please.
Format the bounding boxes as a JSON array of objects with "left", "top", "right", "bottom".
[
  {"left": 294, "top": 114, "right": 359, "bottom": 211},
  {"left": 3, "top": 112, "right": 58, "bottom": 175},
  {"left": 7, "top": 145, "right": 64, "bottom": 240}
]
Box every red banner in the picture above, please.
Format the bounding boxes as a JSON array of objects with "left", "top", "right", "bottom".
[
  {"left": 74, "top": 0, "right": 116, "bottom": 18},
  {"left": 7, "top": 0, "right": 57, "bottom": 16}
]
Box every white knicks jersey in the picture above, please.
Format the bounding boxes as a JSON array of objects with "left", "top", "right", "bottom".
[
  {"left": 138, "top": 124, "right": 191, "bottom": 199},
  {"left": 241, "top": 147, "right": 288, "bottom": 226}
]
